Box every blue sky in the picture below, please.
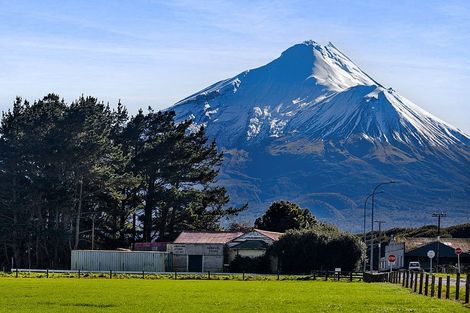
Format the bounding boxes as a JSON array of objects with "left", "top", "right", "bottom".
[{"left": 1, "top": 0, "right": 469, "bottom": 132}]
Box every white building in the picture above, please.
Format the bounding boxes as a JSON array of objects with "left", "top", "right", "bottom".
[{"left": 168, "top": 229, "right": 284, "bottom": 272}]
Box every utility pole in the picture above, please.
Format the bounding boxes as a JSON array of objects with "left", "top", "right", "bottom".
[
  {"left": 363, "top": 192, "right": 383, "bottom": 272},
  {"left": 432, "top": 211, "right": 446, "bottom": 272},
  {"left": 375, "top": 220, "right": 386, "bottom": 271},
  {"left": 369, "top": 181, "right": 395, "bottom": 272}
]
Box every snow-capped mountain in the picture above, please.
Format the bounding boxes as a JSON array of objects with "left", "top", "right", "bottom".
[{"left": 170, "top": 41, "right": 470, "bottom": 229}]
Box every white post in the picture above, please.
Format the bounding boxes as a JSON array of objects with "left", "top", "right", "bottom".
[{"left": 390, "top": 261, "right": 392, "bottom": 273}]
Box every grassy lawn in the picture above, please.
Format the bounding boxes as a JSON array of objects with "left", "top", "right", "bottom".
[{"left": 0, "top": 278, "right": 468, "bottom": 312}]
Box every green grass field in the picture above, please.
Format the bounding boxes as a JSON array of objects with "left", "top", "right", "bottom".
[{"left": 0, "top": 278, "right": 468, "bottom": 312}]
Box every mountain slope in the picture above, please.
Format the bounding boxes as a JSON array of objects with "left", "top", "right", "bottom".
[{"left": 169, "top": 41, "right": 470, "bottom": 230}]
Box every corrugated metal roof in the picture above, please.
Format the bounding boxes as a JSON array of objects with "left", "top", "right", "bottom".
[
  {"left": 231, "top": 240, "right": 269, "bottom": 250},
  {"left": 254, "top": 229, "right": 284, "bottom": 241},
  {"left": 173, "top": 231, "right": 243, "bottom": 244},
  {"left": 398, "top": 237, "right": 470, "bottom": 253}
]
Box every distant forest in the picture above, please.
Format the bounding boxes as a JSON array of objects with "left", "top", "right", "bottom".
[{"left": 0, "top": 94, "right": 245, "bottom": 269}]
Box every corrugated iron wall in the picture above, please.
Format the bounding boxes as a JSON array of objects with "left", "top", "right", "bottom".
[{"left": 71, "top": 250, "right": 168, "bottom": 272}]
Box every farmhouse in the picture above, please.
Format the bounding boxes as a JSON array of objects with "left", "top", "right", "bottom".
[
  {"left": 70, "top": 229, "right": 284, "bottom": 273},
  {"left": 380, "top": 237, "right": 470, "bottom": 271},
  {"left": 168, "top": 231, "right": 243, "bottom": 272},
  {"left": 228, "top": 229, "right": 283, "bottom": 262},
  {"left": 168, "top": 229, "right": 284, "bottom": 272}
]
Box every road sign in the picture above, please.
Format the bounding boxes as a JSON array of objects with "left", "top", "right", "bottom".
[
  {"left": 455, "top": 247, "right": 462, "bottom": 274},
  {"left": 428, "top": 250, "right": 435, "bottom": 275},
  {"left": 388, "top": 255, "right": 396, "bottom": 263}
]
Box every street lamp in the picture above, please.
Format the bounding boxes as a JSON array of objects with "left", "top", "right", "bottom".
[
  {"left": 369, "top": 181, "right": 395, "bottom": 272},
  {"left": 363, "top": 191, "right": 383, "bottom": 272}
]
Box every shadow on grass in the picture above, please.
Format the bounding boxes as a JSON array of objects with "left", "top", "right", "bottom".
[{"left": 62, "top": 303, "right": 117, "bottom": 308}]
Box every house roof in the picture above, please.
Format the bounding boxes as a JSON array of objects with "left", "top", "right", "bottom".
[
  {"left": 231, "top": 240, "right": 269, "bottom": 250},
  {"left": 173, "top": 231, "right": 243, "bottom": 244},
  {"left": 398, "top": 237, "right": 470, "bottom": 253},
  {"left": 253, "top": 229, "right": 284, "bottom": 241}
]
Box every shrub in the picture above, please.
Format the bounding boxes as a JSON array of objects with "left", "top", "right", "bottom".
[
  {"left": 229, "top": 255, "right": 271, "bottom": 273},
  {"left": 270, "top": 224, "right": 365, "bottom": 274}
]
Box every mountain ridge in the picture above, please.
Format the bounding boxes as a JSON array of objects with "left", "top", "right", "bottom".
[{"left": 169, "top": 40, "right": 470, "bottom": 230}]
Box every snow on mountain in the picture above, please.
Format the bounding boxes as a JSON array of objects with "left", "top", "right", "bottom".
[
  {"left": 173, "top": 40, "right": 468, "bottom": 150},
  {"left": 169, "top": 40, "right": 470, "bottom": 229}
]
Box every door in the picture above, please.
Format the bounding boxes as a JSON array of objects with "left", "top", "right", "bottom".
[{"left": 188, "top": 255, "right": 203, "bottom": 272}]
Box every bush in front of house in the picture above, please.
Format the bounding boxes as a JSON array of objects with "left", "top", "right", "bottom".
[
  {"left": 269, "top": 223, "right": 365, "bottom": 274},
  {"left": 229, "top": 255, "right": 271, "bottom": 274}
]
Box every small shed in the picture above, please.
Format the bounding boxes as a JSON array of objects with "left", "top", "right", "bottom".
[
  {"left": 71, "top": 250, "right": 168, "bottom": 272},
  {"left": 168, "top": 231, "right": 243, "bottom": 272}
]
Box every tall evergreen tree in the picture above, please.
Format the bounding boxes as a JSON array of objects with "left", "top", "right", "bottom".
[{"left": 0, "top": 94, "right": 242, "bottom": 269}]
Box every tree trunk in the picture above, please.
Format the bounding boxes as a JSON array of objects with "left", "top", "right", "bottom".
[
  {"left": 91, "top": 214, "right": 95, "bottom": 250},
  {"left": 74, "top": 178, "right": 84, "bottom": 250},
  {"left": 143, "top": 178, "right": 155, "bottom": 242}
]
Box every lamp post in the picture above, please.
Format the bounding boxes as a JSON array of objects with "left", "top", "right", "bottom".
[
  {"left": 363, "top": 191, "right": 382, "bottom": 272},
  {"left": 369, "top": 181, "right": 395, "bottom": 272}
]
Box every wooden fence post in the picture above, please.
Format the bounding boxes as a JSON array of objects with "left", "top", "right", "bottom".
[
  {"left": 313, "top": 271, "right": 316, "bottom": 280},
  {"left": 46, "top": 269, "right": 49, "bottom": 278},
  {"left": 456, "top": 273, "right": 460, "bottom": 300},
  {"left": 242, "top": 271, "right": 245, "bottom": 281},
  {"left": 350, "top": 271, "right": 353, "bottom": 282},
  {"left": 208, "top": 271, "right": 211, "bottom": 280},
  {"left": 15, "top": 268, "right": 18, "bottom": 278},
  {"left": 402, "top": 272, "right": 405, "bottom": 286},
  {"left": 78, "top": 269, "right": 80, "bottom": 279},
  {"left": 277, "top": 270, "right": 280, "bottom": 280},
  {"left": 325, "top": 271, "right": 328, "bottom": 281},
  {"left": 465, "top": 273, "right": 469, "bottom": 304},
  {"left": 438, "top": 277, "right": 442, "bottom": 299},
  {"left": 410, "top": 271, "right": 414, "bottom": 289},
  {"left": 109, "top": 270, "right": 112, "bottom": 279},
  {"left": 446, "top": 275, "right": 450, "bottom": 299},
  {"left": 414, "top": 272, "right": 418, "bottom": 292},
  {"left": 174, "top": 271, "right": 177, "bottom": 280},
  {"left": 424, "top": 274, "right": 429, "bottom": 296},
  {"left": 142, "top": 270, "right": 145, "bottom": 279},
  {"left": 431, "top": 275, "right": 435, "bottom": 297},
  {"left": 419, "top": 272, "right": 423, "bottom": 294}
]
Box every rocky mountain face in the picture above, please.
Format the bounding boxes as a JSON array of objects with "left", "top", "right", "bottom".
[{"left": 169, "top": 41, "right": 470, "bottom": 230}]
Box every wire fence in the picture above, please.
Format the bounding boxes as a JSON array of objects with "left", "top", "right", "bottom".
[{"left": 4, "top": 268, "right": 363, "bottom": 282}]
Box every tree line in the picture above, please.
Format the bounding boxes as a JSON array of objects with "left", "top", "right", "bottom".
[{"left": 0, "top": 94, "right": 244, "bottom": 269}]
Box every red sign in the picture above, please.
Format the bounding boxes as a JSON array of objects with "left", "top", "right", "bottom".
[
  {"left": 455, "top": 247, "right": 462, "bottom": 255},
  {"left": 388, "top": 254, "right": 396, "bottom": 263}
]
